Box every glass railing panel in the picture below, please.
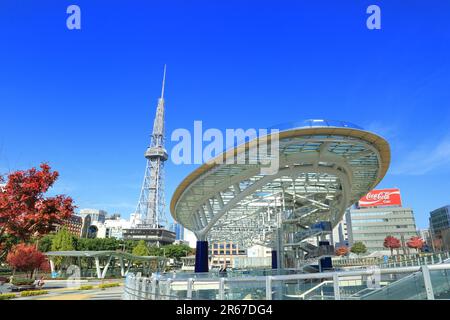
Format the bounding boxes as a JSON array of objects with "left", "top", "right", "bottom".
[
  {"left": 304, "top": 282, "right": 335, "bottom": 300},
  {"left": 191, "top": 280, "right": 220, "bottom": 300},
  {"left": 273, "top": 278, "right": 327, "bottom": 300},
  {"left": 158, "top": 280, "right": 172, "bottom": 300},
  {"left": 429, "top": 269, "right": 450, "bottom": 300},
  {"left": 163, "top": 268, "right": 298, "bottom": 280},
  {"left": 168, "top": 280, "right": 189, "bottom": 300},
  {"left": 362, "top": 272, "right": 427, "bottom": 300},
  {"left": 223, "top": 279, "right": 266, "bottom": 300}
]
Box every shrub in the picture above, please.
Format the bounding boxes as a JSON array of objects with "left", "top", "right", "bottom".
[
  {"left": 6, "top": 244, "right": 48, "bottom": 278},
  {"left": 0, "top": 293, "right": 16, "bottom": 300},
  {"left": 78, "top": 285, "right": 94, "bottom": 290},
  {"left": 350, "top": 242, "right": 367, "bottom": 255},
  {"left": 20, "top": 290, "right": 48, "bottom": 297},
  {"left": 98, "top": 282, "right": 120, "bottom": 289},
  {"left": 11, "top": 277, "right": 35, "bottom": 286},
  {"left": 0, "top": 267, "right": 13, "bottom": 274}
]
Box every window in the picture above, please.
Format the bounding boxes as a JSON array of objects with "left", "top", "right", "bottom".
[{"left": 352, "top": 219, "right": 388, "bottom": 224}]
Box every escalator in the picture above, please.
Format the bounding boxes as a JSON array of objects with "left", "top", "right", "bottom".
[
  {"left": 360, "top": 259, "right": 450, "bottom": 300},
  {"left": 297, "top": 259, "right": 450, "bottom": 300}
]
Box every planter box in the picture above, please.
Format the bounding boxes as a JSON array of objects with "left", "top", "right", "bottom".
[{"left": 10, "top": 284, "right": 36, "bottom": 292}]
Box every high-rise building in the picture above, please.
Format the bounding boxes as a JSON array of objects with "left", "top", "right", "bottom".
[
  {"left": 429, "top": 205, "right": 450, "bottom": 251},
  {"left": 419, "top": 228, "right": 432, "bottom": 248},
  {"left": 429, "top": 205, "right": 450, "bottom": 238},
  {"left": 53, "top": 215, "right": 83, "bottom": 237},
  {"left": 348, "top": 189, "right": 418, "bottom": 253},
  {"left": 95, "top": 217, "right": 132, "bottom": 239},
  {"left": 79, "top": 208, "right": 107, "bottom": 224},
  {"left": 169, "top": 222, "right": 185, "bottom": 241},
  {"left": 332, "top": 208, "right": 353, "bottom": 248}
]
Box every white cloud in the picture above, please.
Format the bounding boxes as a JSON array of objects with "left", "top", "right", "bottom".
[
  {"left": 390, "top": 135, "right": 450, "bottom": 175},
  {"left": 82, "top": 202, "right": 136, "bottom": 210},
  {"left": 363, "top": 121, "right": 399, "bottom": 141}
]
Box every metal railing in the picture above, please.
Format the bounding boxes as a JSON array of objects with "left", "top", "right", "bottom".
[
  {"left": 333, "top": 252, "right": 450, "bottom": 269},
  {"left": 123, "top": 263, "right": 450, "bottom": 300}
]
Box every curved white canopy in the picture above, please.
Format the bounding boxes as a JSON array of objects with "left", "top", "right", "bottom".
[{"left": 171, "top": 122, "right": 390, "bottom": 248}]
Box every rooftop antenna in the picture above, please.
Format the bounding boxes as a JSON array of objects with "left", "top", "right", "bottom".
[{"left": 161, "top": 64, "right": 167, "bottom": 99}]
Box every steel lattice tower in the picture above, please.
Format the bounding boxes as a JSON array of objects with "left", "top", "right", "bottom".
[{"left": 134, "top": 65, "right": 168, "bottom": 229}]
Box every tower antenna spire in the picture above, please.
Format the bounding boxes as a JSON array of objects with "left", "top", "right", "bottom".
[
  {"left": 126, "top": 65, "right": 174, "bottom": 247},
  {"left": 161, "top": 64, "right": 166, "bottom": 99}
]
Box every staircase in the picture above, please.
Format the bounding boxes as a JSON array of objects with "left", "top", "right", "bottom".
[{"left": 285, "top": 222, "right": 335, "bottom": 273}]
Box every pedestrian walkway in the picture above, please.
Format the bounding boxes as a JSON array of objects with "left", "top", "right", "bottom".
[{"left": 11, "top": 280, "right": 124, "bottom": 300}]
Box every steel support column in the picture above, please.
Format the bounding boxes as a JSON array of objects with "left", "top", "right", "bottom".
[
  {"left": 271, "top": 250, "right": 278, "bottom": 269},
  {"left": 195, "top": 240, "right": 209, "bottom": 273}
]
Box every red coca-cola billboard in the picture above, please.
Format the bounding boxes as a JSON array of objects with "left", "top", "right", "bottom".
[{"left": 359, "top": 188, "right": 402, "bottom": 208}]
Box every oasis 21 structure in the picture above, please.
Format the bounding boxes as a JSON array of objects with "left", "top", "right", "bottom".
[
  {"left": 123, "top": 66, "right": 175, "bottom": 246},
  {"left": 171, "top": 120, "right": 390, "bottom": 272}
]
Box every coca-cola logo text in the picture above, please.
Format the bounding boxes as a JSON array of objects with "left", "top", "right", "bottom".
[{"left": 365, "top": 192, "right": 392, "bottom": 201}]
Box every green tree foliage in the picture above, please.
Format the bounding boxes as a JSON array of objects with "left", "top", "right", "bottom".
[
  {"left": 162, "top": 244, "right": 193, "bottom": 260},
  {"left": 51, "top": 227, "right": 75, "bottom": 251},
  {"left": 148, "top": 245, "right": 162, "bottom": 256},
  {"left": 76, "top": 238, "right": 122, "bottom": 251},
  {"left": 132, "top": 240, "right": 150, "bottom": 256},
  {"left": 350, "top": 242, "right": 367, "bottom": 255},
  {"left": 50, "top": 227, "right": 76, "bottom": 268},
  {"left": 0, "top": 234, "right": 19, "bottom": 262},
  {"left": 123, "top": 240, "right": 137, "bottom": 253},
  {"left": 37, "top": 235, "right": 55, "bottom": 253}
]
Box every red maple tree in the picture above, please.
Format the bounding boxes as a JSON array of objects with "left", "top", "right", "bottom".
[
  {"left": 383, "top": 236, "right": 401, "bottom": 255},
  {"left": 335, "top": 246, "right": 349, "bottom": 256},
  {"left": 407, "top": 236, "right": 424, "bottom": 253},
  {"left": 0, "top": 163, "right": 75, "bottom": 245},
  {"left": 6, "top": 243, "right": 48, "bottom": 278}
]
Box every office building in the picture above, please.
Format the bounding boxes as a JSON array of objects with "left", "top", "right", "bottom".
[
  {"left": 95, "top": 216, "right": 132, "bottom": 239},
  {"left": 419, "top": 228, "right": 432, "bottom": 246},
  {"left": 332, "top": 209, "right": 353, "bottom": 248},
  {"left": 53, "top": 215, "right": 83, "bottom": 237},
  {"left": 429, "top": 205, "right": 450, "bottom": 238},
  {"left": 349, "top": 189, "right": 418, "bottom": 253},
  {"left": 79, "top": 208, "right": 107, "bottom": 224},
  {"left": 169, "top": 222, "right": 185, "bottom": 241},
  {"left": 429, "top": 205, "right": 450, "bottom": 251},
  {"left": 210, "top": 242, "right": 246, "bottom": 268}
]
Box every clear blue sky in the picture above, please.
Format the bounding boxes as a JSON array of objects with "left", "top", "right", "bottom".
[{"left": 1, "top": 1, "right": 449, "bottom": 229}]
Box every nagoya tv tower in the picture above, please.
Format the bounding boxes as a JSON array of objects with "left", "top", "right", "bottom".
[{"left": 125, "top": 65, "right": 175, "bottom": 245}]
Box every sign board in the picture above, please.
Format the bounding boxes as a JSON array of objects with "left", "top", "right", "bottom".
[{"left": 359, "top": 188, "right": 402, "bottom": 208}]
